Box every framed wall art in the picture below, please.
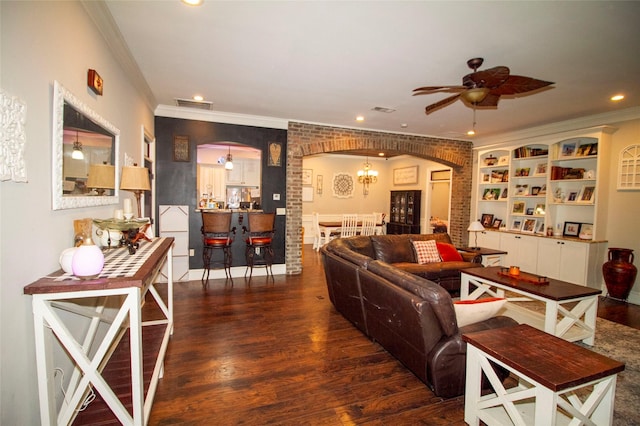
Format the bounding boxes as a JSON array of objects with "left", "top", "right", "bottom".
[
  {"left": 268, "top": 142, "right": 282, "bottom": 167},
  {"left": 302, "top": 169, "right": 313, "bottom": 186},
  {"left": 393, "top": 166, "right": 418, "bottom": 185},
  {"left": 173, "top": 135, "right": 190, "bottom": 162},
  {"left": 316, "top": 175, "right": 323, "bottom": 194}
]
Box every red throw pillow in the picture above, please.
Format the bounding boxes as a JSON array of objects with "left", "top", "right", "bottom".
[{"left": 436, "top": 242, "right": 463, "bottom": 262}]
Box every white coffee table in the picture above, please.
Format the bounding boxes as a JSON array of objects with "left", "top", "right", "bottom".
[{"left": 461, "top": 266, "right": 601, "bottom": 345}]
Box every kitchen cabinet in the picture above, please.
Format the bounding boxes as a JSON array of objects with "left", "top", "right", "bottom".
[{"left": 226, "top": 158, "right": 261, "bottom": 186}]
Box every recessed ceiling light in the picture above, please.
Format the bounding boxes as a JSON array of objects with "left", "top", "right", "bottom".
[
  {"left": 467, "top": 129, "right": 476, "bottom": 136},
  {"left": 611, "top": 94, "right": 625, "bottom": 101},
  {"left": 378, "top": 152, "right": 385, "bottom": 157},
  {"left": 400, "top": 123, "right": 408, "bottom": 128},
  {"left": 356, "top": 116, "right": 364, "bottom": 122},
  {"left": 182, "top": 0, "right": 203, "bottom": 5},
  {"left": 193, "top": 95, "right": 204, "bottom": 101}
]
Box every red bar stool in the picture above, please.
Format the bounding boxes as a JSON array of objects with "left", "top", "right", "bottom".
[
  {"left": 201, "top": 211, "right": 236, "bottom": 285},
  {"left": 242, "top": 212, "right": 276, "bottom": 279}
]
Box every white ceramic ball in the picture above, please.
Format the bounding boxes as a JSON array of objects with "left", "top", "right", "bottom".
[{"left": 59, "top": 247, "right": 78, "bottom": 273}]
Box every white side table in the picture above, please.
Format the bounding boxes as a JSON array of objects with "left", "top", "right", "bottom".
[{"left": 463, "top": 324, "right": 624, "bottom": 426}]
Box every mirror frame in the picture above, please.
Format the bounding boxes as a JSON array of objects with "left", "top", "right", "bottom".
[{"left": 52, "top": 81, "right": 120, "bottom": 210}]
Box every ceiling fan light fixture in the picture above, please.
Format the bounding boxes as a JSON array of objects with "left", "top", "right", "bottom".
[{"left": 463, "top": 87, "right": 490, "bottom": 104}]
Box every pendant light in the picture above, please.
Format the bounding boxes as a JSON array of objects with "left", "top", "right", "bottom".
[
  {"left": 71, "top": 130, "right": 84, "bottom": 160},
  {"left": 225, "top": 146, "right": 234, "bottom": 170}
]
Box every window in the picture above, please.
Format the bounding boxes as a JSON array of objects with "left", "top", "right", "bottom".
[{"left": 618, "top": 144, "right": 640, "bottom": 190}]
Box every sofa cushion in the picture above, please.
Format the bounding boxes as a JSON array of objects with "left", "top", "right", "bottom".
[
  {"left": 371, "top": 235, "right": 416, "bottom": 264},
  {"left": 412, "top": 240, "right": 441, "bottom": 264},
  {"left": 436, "top": 242, "right": 463, "bottom": 262},
  {"left": 453, "top": 297, "right": 506, "bottom": 327}
]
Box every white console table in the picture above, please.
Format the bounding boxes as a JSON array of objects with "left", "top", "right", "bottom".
[{"left": 24, "top": 237, "right": 174, "bottom": 426}]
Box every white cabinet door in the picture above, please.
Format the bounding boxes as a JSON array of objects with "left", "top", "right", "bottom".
[
  {"left": 537, "top": 238, "right": 589, "bottom": 285},
  {"left": 536, "top": 238, "right": 563, "bottom": 279},
  {"left": 500, "top": 233, "right": 538, "bottom": 273},
  {"left": 475, "top": 230, "right": 501, "bottom": 250},
  {"left": 242, "top": 159, "right": 261, "bottom": 186}
]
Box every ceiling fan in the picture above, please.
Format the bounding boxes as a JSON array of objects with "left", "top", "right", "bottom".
[{"left": 413, "top": 58, "right": 554, "bottom": 115}]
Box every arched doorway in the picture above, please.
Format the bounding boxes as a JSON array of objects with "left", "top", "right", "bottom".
[{"left": 285, "top": 122, "right": 474, "bottom": 274}]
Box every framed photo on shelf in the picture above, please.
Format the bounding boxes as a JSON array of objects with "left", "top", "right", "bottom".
[
  {"left": 579, "top": 185, "right": 595, "bottom": 203},
  {"left": 522, "top": 218, "right": 537, "bottom": 233},
  {"left": 530, "top": 186, "right": 541, "bottom": 196},
  {"left": 563, "top": 221, "right": 581, "bottom": 237},
  {"left": 515, "top": 184, "right": 529, "bottom": 196},
  {"left": 579, "top": 223, "right": 594, "bottom": 240},
  {"left": 512, "top": 201, "right": 525, "bottom": 214},
  {"left": 498, "top": 155, "right": 509, "bottom": 166},
  {"left": 515, "top": 167, "right": 530, "bottom": 177},
  {"left": 499, "top": 188, "right": 508, "bottom": 199},
  {"left": 481, "top": 173, "right": 490, "bottom": 183},
  {"left": 535, "top": 221, "right": 546, "bottom": 234},
  {"left": 534, "top": 162, "right": 547, "bottom": 176},
  {"left": 534, "top": 203, "right": 546, "bottom": 215},
  {"left": 481, "top": 213, "right": 494, "bottom": 227},
  {"left": 560, "top": 141, "right": 577, "bottom": 157},
  {"left": 482, "top": 188, "right": 501, "bottom": 200},
  {"left": 491, "top": 218, "right": 502, "bottom": 229},
  {"left": 526, "top": 208, "right": 534, "bottom": 215},
  {"left": 567, "top": 191, "right": 579, "bottom": 202},
  {"left": 539, "top": 184, "right": 547, "bottom": 195},
  {"left": 510, "top": 219, "right": 523, "bottom": 231}
]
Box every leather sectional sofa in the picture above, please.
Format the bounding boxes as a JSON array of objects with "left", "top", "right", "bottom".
[{"left": 320, "top": 234, "right": 517, "bottom": 398}]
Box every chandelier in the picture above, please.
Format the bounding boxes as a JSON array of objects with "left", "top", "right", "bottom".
[{"left": 357, "top": 158, "right": 378, "bottom": 195}]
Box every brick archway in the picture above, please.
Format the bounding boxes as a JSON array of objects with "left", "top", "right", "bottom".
[{"left": 284, "top": 122, "right": 474, "bottom": 274}]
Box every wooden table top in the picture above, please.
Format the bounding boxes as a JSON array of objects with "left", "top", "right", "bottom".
[
  {"left": 457, "top": 247, "right": 508, "bottom": 256},
  {"left": 462, "top": 324, "right": 625, "bottom": 391},
  {"left": 319, "top": 221, "right": 382, "bottom": 227},
  {"left": 24, "top": 237, "right": 174, "bottom": 295},
  {"left": 462, "top": 266, "right": 601, "bottom": 301}
]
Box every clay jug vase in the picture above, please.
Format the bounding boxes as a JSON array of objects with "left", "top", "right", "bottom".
[{"left": 602, "top": 248, "right": 637, "bottom": 300}]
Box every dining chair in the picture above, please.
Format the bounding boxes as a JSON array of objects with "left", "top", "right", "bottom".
[
  {"left": 201, "top": 211, "right": 236, "bottom": 285},
  {"left": 359, "top": 214, "right": 377, "bottom": 236},
  {"left": 340, "top": 213, "right": 359, "bottom": 237},
  {"left": 242, "top": 212, "right": 276, "bottom": 278},
  {"left": 312, "top": 212, "right": 339, "bottom": 251},
  {"left": 373, "top": 212, "right": 387, "bottom": 234}
]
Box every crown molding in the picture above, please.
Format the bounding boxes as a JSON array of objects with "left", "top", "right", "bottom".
[
  {"left": 81, "top": 1, "right": 157, "bottom": 111},
  {"left": 154, "top": 105, "right": 289, "bottom": 130},
  {"left": 473, "top": 107, "right": 640, "bottom": 148}
]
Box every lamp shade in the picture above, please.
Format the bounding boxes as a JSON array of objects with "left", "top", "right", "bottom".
[
  {"left": 467, "top": 221, "right": 485, "bottom": 232},
  {"left": 87, "top": 164, "right": 115, "bottom": 190},
  {"left": 120, "top": 166, "right": 150, "bottom": 191}
]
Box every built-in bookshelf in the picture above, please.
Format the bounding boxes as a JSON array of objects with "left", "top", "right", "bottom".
[{"left": 472, "top": 126, "right": 616, "bottom": 288}]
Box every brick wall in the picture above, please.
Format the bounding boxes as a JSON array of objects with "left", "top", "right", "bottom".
[{"left": 285, "top": 122, "right": 473, "bottom": 274}]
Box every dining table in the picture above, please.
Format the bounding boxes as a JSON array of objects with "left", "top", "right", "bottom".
[{"left": 318, "top": 221, "right": 384, "bottom": 246}]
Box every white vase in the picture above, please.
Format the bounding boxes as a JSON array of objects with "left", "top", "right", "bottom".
[
  {"left": 59, "top": 247, "right": 78, "bottom": 273},
  {"left": 72, "top": 237, "right": 105, "bottom": 279}
]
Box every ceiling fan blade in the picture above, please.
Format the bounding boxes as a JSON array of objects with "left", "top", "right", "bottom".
[
  {"left": 424, "top": 94, "right": 461, "bottom": 115},
  {"left": 465, "top": 66, "right": 510, "bottom": 88},
  {"left": 412, "top": 85, "right": 466, "bottom": 95},
  {"left": 490, "top": 75, "right": 554, "bottom": 95}
]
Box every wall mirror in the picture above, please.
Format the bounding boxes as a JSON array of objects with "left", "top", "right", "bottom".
[{"left": 52, "top": 81, "right": 119, "bottom": 210}]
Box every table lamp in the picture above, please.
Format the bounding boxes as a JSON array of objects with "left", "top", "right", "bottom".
[
  {"left": 467, "top": 220, "right": 485, "bottom": 250},
  {"left": 120, "top": 165, "right": 150, "bottom": 218},
  {"left": 86, "top": 163, "right": 115, "bottom": 196}
]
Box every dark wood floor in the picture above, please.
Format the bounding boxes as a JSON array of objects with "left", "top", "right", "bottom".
[{"left": 146, "top": 245, "right": 639, "bottom": 425}]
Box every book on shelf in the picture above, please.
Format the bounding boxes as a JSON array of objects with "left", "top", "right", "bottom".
[{"left": 513, "top": 147, "right": 549, "bottom": 158}]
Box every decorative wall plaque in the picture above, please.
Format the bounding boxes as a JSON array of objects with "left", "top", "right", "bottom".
[{"left": 332, "top": 173, "right": 354, "bottom": 198}]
